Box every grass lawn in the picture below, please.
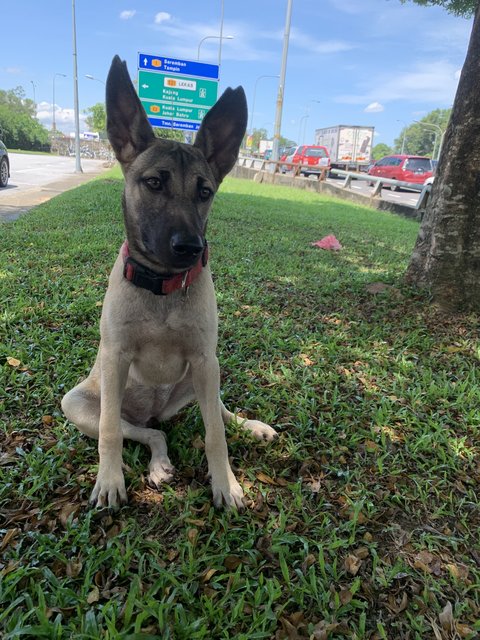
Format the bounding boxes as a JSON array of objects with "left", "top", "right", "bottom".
[{"left": 1, "top": 175, "right": 479, "bottom": 639}]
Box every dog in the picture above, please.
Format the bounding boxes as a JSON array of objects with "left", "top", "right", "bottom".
[{"left": 61, "top": 55, "right": 276, "bottom": 511}]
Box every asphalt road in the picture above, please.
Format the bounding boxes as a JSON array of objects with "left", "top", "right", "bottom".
[{"left": 0, "top": 152, "right": 110, "bottom": 222}]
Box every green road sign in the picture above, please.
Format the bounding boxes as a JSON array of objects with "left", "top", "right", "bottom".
[
  {"left": 141, "top": 100, "right": 210, "bottom": 123},
  {"left": 138, "top": 70, "right": 218, "bottom": 112}
]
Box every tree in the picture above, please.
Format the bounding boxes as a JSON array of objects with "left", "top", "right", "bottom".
[
  {"left": 402, "top": 1, "right": 480, "bottom": 311},
  {"left": 153, "top": 128, "right": 184, "bottom": 142},
  {"left": 84, "top": 103, "right": 106, "bottom": 135},
  {"left": 400, "top": 0, "right": 477, "bottom": 16},
  {"left": 372, "top": 143, "right": 392, "bottom": 160},
  {"left": 0, "top": 87, "right": 50, "bottom": 151},
  {"left": 394, "top": 109, "right": 451, "bottom": 157}
]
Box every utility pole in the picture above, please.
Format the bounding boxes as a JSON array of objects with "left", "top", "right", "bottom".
[
  {"left": 72, "top": 0, "right": 83, "bottom": 173},
  {"left": 271, "top": 0, "right": 293, "bottom": 162}
]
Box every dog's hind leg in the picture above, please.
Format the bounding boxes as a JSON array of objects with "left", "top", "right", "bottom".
[
  {"left": 61, "top": 384, "right": 175, "bottom": 488},
  {"left": 220, "top": 401, "right": 277, "bottom": 441}
]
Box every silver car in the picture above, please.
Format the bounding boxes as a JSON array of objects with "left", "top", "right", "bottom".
[{"left": 0, "top": 139, "right": 9, "bottom": 188}]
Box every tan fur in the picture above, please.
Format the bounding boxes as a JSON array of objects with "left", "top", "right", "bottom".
[{"left": 61, "top": 55, "right": 276, "bottom": 510}]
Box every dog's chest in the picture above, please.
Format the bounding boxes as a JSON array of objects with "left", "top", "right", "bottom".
[{"left": 125, "top": 318, "right": 186, "bottom": 384}]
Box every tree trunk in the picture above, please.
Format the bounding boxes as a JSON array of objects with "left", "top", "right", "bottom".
[{"left": 405, "top": 4, "right": 480, "bottom": 311}]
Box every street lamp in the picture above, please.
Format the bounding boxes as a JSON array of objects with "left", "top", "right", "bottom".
[
  {"left": 396, "top": 119, "right": 407, "bottom": 154},
  {"left": 197, "top": 35, "right": 234, "bottom": 61},
  {"left": 53, "top": 73, "right": 67, "bottom": 132},
  {"left": 72, "top": 0, "right": 82, "bottom": 173},
  {"left": 85, "top": 74, "right": 105, "bottom": 85},
  {"left": 30, "top": 81, "right": 36, "bottom": 113},
  {"left": 414, "top": 121, "right": 443, "bottom": 160},
  {"left": 272, "top": 0, "right": 293, "bottom": 161},
  {"left": 301, "top": 99, "right": 320, "bottom": 144},
  {"left": 249, "top": 75, "right": 279, "bottom": 134}
]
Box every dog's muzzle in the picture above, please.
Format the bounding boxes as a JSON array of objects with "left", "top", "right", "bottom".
[{"left": 170, "top": 233, "right": 205, "bottom": 260}]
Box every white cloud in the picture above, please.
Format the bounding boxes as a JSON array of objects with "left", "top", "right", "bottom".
[
  {"left": 336, "top": 61, "right": 461, "bottom": 106},
  {"left": 154, "top": 12, "right": 171, "bottom": 25},
  {"left": 364, "top": 102, "right": 384, "bottom": 113},
  {"left": 36, "top": 101, "right": 87, "bottom": 134},
  {"left": 120, "top": 10, "right": 136, "bottom": 20}
]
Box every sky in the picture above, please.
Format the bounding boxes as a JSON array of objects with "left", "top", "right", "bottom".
[{"left": 0, "top": 0, "right": 473, "bottom": 148}]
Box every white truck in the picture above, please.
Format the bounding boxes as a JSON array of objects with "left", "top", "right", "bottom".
[{"left": 314, "top": 125, "right": 374, "bottom": 171}]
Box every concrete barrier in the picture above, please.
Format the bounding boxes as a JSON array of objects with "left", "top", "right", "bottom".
[{"left": 231, "top": 163, "right": 422, "bottom": 221}]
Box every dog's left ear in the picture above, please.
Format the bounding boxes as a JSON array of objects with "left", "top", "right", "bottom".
[
  {"left": 106, "top": 55, "right": 155, "bottom": 165},
  {"left": 194, "top": 86, "right": 247, "bottom": 185}
]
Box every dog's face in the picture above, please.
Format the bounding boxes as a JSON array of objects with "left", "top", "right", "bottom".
[{"left": 106, "top": 55, "right": 247, "bottom": 273}]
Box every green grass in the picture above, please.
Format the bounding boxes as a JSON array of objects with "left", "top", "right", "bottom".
[{"left": 1, "top": 176, "right": 479, "bottom": 639}]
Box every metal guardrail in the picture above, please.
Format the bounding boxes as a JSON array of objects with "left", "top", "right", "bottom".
[
  {"left": 236, "top": 157, "right": 432, "bottom": 211},
  {"left": 237, "top": 156, "right": 327, "bottom": 181},
  {"left": 329, "top": 169, "right": 432, "bottom": 210}
]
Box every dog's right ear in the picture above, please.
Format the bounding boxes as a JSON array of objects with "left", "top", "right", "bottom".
[
  {"left": 194, "top": 86, "right": 248, "bottom": 185},
  {"left": 106, "top": 55, "right": 155, "bottom": 164}
]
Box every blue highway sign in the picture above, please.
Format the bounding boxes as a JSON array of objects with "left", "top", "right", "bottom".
[{"left": 138, "top": 53, "right": 219, "bottom": 80}]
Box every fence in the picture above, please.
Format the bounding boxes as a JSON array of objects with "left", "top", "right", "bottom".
[{"left": 50, "top": 138, "right": 116, "bottom": 164}]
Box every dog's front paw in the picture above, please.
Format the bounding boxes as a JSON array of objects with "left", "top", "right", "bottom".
[
  {"left": 211, "top": 469, "right": 245, "bottom": 510},
  {"left": 89, "top": 470, "right": 127, "bottom": 510},
  {"left": 148, "top": 459, "right": 176, "bottom": 488},
  {"left": 243, "top": 419, "right": 278, "bottom": 442}
]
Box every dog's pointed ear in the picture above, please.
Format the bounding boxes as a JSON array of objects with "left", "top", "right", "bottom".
[
  {"left": 194, "top": 86, "right": 247, "bottom": 185},
  {"left": 106, "top": 55, "right": 155, "bottom": 164}
]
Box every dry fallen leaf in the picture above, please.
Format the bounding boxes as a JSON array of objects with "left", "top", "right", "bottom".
[
  {"left": 344, "top": 554, "right": 362, "bottom": 576},
  {"left": 339, "top": 589, "right": 353, "bottom": 605},
  {"left": 256, "top": 471, "right": 277, "bottom": 485},
  {"left": 6, "top": 357, "right": 21, "bottom": 367},
  {"left": 187, "top": 528, "right": 198, "bottom": 545},
  {"left": 86, "top": 586, "right": 100, "bottom": 604},
  {"left": 439, "top": 601, "right": 454, "bottom": 632},
  {"left": 201, "top": 568, "right": 218, "bottom": 583},
  {"left": 224, "top": 555, "right": 243, "bottom": 571},
  {"left": 0, "top": 528, "right": 20, "bottom": 551},
  {"left": 58, "top": 503, "right": 79, "bottom": 528}
]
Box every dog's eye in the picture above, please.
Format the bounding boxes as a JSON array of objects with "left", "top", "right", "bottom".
[
  {"left": 199, "top": 186, "right": 213, "bottom": 202},
  {"left": 144, "top": 177, "right": 163, "bottom": 191}
]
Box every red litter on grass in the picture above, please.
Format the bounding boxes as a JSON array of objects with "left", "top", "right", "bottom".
[{"left": 311, "top": 235, "right": 342, "bottom": 251}]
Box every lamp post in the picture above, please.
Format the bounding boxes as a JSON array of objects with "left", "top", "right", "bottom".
[
  {"left": 249, "top": 75, "right": 279, "bottom": 134},
  {"left": 52, "top": 73, "right": 67, "bottom": 133},
  {"left": 30, "top": 81, "right": 36, "bottom": 113},
  {"left": 272, "top": 0, "right": 293, "bottom": 162},
  {"left": 301, "top": 99, "right": 320, "bottom": 144},
  {"left": 298, "top": 114, "right": 308, "bottom": 144},
  {"left": 396, "top": 119, "right": 408, "bottom": 154},
  {"left": 72, "top": 0, "right": 82, "bottom": 173},
  {"left": 197, "top": 35, "right": 233, "bottom": 61},
  {"left": 85, "top": 74, "right": 105, "bottom": 85},
  {"left": 414, "top": 121, "right": 443, "bottom": 160}
]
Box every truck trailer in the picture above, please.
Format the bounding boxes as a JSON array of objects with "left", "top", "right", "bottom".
[{"left": 314, "top": 125, "right": 374, "bottom": 171}]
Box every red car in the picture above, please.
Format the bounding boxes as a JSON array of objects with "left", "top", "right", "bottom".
[
  {"left": 280, "top": 144, "right": 330, "bottom": 176},
  {"left": 368, "top": 155, "right": 434, "bottom": 190}
]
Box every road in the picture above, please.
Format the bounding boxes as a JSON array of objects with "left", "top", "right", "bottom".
[{"left": 0, "top": 152, "right": 110, "bottom": 222}]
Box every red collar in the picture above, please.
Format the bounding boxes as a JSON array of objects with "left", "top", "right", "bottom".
[{"left": 121, "top": 240, "right": 208, "bottom": 295}]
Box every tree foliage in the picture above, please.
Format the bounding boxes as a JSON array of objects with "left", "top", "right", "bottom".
[
  {"left": 394, "top": 108, "right": 451, "bottom": 157},
  {"left": 153, "top": 128, "right": 185, "bottom": 141},
  {"left": 0, "top": 87, "right": 50, "bottom": 151},
  {"left": 400, "top": 0, "right": 477, "bottom": 17},
  {"left": 83, "top": 103, "right": 106, "bottom": 135},
  {"left": 372, "top": 143, "right": 392, "bottom": 160}
]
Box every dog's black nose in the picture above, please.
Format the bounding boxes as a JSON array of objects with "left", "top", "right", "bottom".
[{"left": 170, "top": 234, "right": 204, "bottom": 258}]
